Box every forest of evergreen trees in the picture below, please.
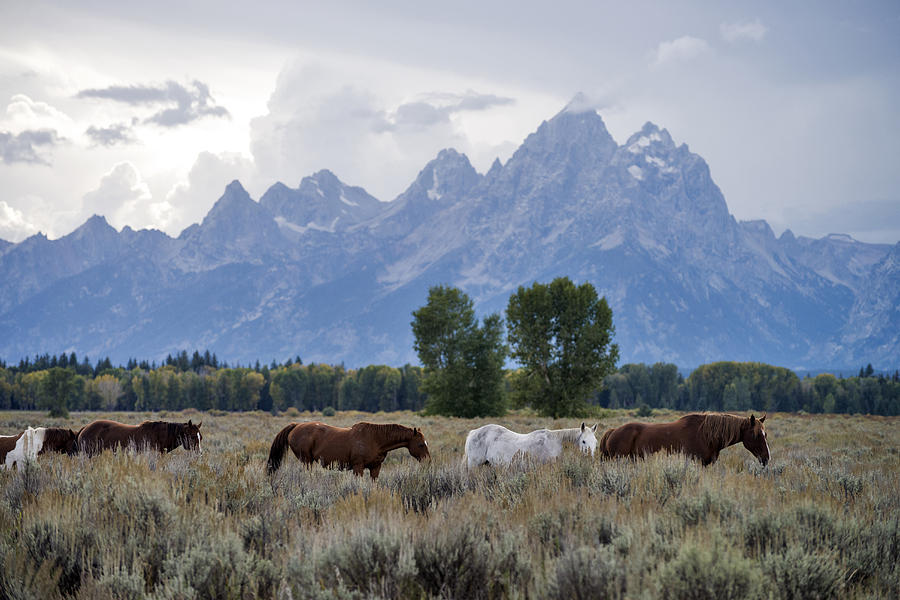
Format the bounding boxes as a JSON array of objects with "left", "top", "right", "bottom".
[
  {"left": 1, "top": 351, "right": 898, "bottom": 416},
  {"left": 597, "top": 361, "right": 900, "bottom": 416}
]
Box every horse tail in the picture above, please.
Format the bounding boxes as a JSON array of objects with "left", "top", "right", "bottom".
[{"left": 267, "top": 423, "right": 298, "bottom": 475}]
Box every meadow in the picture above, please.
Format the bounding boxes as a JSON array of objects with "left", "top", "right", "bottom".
[{"left": 0, "top": 409, "right": 897, "bottom": 599}]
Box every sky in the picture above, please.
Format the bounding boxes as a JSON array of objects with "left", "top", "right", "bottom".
[{"left": 1, "top": 0, "right": 898, "bottom": 244}]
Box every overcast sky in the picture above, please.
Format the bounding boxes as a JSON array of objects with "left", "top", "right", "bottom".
[{"left": 1, "top": 0, "right": 898, "bottom": 244}]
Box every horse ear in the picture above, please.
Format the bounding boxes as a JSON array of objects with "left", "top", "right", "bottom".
[
  {"left": 592, "top": 423, "right": 599, "bottom": 432},
  {"left": 759, "top": 413, "right": 766, "bottom": 423},
  {"left": 188, "top": 419, "right": 193, "bottom": 427},
  {"left": 581, "top": 422, "right": 586, "bottom": 432},
  {"left": 750, "top": 414, "right": 756, "bottom": 425},
  {"left": 198, "top": 422, "right": 202, "bottom": 428}
]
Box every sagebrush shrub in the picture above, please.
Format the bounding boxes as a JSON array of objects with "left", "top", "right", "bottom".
[
  {"left": 548, "top": 545, "right": 628, "bottom": 600},
  {"left": 317, "top": 525, "right": 414, "bottom": 598},
  {"left": 762, "top": 546, "right": 844, "bottom": 600},
  {"left": 658, "top": 540, "right": 762, "bottom": 600}
]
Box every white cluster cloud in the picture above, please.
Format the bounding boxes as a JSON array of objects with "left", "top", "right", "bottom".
[
  {"left": 654, "top": 36, "right": 711, "bottom": 66},
  {"left": 721, "top": 19, "right": 768, "bottom": 43},
  {"left": 0, "top": 200, "right": 39, "bottom": 241},
  {"left": 81, "top": 162, "right": 174, "bottom": 232}
]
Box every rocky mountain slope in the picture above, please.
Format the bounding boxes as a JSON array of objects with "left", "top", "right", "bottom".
[{"left": 0, "top": 104, "right": 895, "bottom": 369}]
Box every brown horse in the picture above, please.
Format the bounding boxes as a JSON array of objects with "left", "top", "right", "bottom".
[
  {"left": 1, "top": 427, "right": 80, "bottom": 469},
  {"left": 598, "top": 413, "right": 769, "bottom": 466},
  {"left": 267, "top": 421, "right": 430, "bottom": 479},
  {"left": 77, "top": 419, "right": 202, "bottom": 456}
]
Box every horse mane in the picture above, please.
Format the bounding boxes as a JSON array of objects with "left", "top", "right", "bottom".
[
  {"left": 140, "top": 421, "right": 181, "bottom": 443},
  {"left": 697, "top": 413, "right": 745, "bottom": 447},
  {"left": 352, "top": 422, "right": 414, "bottom": 443},
  {"left": 547, "top": 428, "right": 581, "bottom": 445}
]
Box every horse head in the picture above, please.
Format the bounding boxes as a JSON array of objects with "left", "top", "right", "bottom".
[
  {"left": 61, "top": 429, "right": 80, "bottom": 455},
  {"left": 577, "top": 422, "right": 599, "bottom": 456},
  {"left": 179, "top": 420, "right": 203, "bottom": 454},
  {"left": 741, "top": 414, "right": 769, "bottom": 466},
  {"left": 407, "top": 427, "right": 431, "bottom": 462}
]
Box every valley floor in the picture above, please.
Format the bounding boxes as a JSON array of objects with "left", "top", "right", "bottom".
[{"left": 1, "top": 409, "right": 897, "bottom": 599}]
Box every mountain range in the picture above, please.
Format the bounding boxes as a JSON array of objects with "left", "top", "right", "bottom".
[{"left": 1, "top": 102, "right": 897, "bottom": 370}]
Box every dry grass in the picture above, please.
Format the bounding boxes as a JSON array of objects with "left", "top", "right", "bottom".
[{"left": 0, "top": 409, "right": 897, "bottom": 599}]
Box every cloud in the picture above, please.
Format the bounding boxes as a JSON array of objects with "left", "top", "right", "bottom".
[
  {"left": 0, "top": 200, "right": 40, "bottom": 241},
  {"left": 77, "top": 80, "right": 230, "bottom": 127},
  {"left": 85, "top": 123, "right": 137, "bottom": 147},
  {"left": 654, "top": 36, "right": 711, "bottom": 66},
  {"left": 0, "top": 129, "right": 63, "bottom": 165},
  {"left": 381, "top": 90, "right": 515, "bottom": 131},
  {"left": 250, "top": 60, "right": 519, "bottom": 200},
  {"left": 721, "top": 19, "right": 768, "bottom": 43},
  {"left": 6, "top": 94, "right": 72, "bottom": 126},
  {"left": 81, "top": 162, "right": 174, "bottom": 231}
]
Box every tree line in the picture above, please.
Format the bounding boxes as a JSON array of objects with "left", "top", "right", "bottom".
[
  {"left": 0, "top": 360, "right": 426, "bottom": 416},
  {"left": 598, "top": 361, "right": 900, "bottom": 416},
  {"left": 1, "top": 356, "right": 897, "bottom": 418}
]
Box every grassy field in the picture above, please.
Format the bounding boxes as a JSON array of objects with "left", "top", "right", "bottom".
[{"left": 0, "top": 409, "right": 897, "bottom": 599}]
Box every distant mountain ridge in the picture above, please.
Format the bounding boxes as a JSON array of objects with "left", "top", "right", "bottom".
[{"left": 1, "top": 103, "right": 897, "bottom": 370}]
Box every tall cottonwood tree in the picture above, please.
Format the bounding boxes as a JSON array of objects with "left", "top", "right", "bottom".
[
  {"left": 411, "top": 285, "right": 507, "bottom": 417},
  {"left": 506, "top": 277, "right": 618, "bottom": 417}
]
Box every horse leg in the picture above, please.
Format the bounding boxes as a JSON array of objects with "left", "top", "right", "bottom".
[
  {"left": 368, "top": 463, "right": 382, "bottom": 480},
  {"left": 352, "top": 463, "right": 366, "bottom": 477}
]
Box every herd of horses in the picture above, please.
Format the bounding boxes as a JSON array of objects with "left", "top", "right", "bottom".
[
  {"left": 0, "top": 412, "right": 769, "bottom": 477},
  {"left": 0, "top": 419, "right": 202, "bottom": 469}
]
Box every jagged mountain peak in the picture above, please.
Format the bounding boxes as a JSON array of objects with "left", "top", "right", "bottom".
[
  {"left": 406, "top": 148, "right": 479, "bottom": 202},
  {"left": 260, "top": 169, "right": 382, "bottom": 236},
  {"left": 623, "top": 122, "right": 675, "bottom": 154},
  {"left": 300, "top": 169, "right": 343, "bottom": 195},
  {"left": 201, "top": 180, "right": 258, "bottom": 225},
  {"left": 70, "top": 214, "right": 116, "bottom": 237}
]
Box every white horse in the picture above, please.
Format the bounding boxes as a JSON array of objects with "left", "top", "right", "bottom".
[
  {"left": 1, "top": 426, "right": 78, "bottom": 470},
  {"left": 465, "top": 422, "right": 599, "bottom": 468}
]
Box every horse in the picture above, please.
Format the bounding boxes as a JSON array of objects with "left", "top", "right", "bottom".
[
  {"left": 464, "top": 422, "right": 599, "bottom": 469},
  {"left": 1, "top": 426, "right": 80, "bottom": 469},
  {"left": 598, "top": 413, "right": 769, "bottom": 466},
  {"left": 266, "top": 421, "right": 430, "bottom": 479},
  {"left": 77, "top": 419, "right": 202, "bottom": 456}
]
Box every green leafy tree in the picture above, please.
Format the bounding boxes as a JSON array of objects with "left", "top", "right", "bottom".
[
  {"left": 506, "top": 277, "right": 619, "bottom": 417},
  {"left": 38, "top": 367, "right": 75, "bottom": 418},
  {"left": 412, "top": 285, "right": 507, "bottom": 417}
]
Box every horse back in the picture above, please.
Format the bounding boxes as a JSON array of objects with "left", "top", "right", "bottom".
[
  {"left": 605, "top": 417, "right": 705, "bottom": 459},
  {"left": 78, "top": 420, "right": 137, "bottom": 452},
  {"left": 290, "top": 421, "right": 355, "bottom": 466}
]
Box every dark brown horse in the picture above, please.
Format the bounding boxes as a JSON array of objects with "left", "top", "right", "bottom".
[
  {"left": 267, "top": 421, "right": 430, "bottom": 479},
  {"left": 2, "top": 427, "right": 80, "bottom": 469},
  {"left": 598, "top": 413, "right": 769, "bottom": 466},
  {"left": 77, "top": 419, "right": 202, "bottom": 456}
]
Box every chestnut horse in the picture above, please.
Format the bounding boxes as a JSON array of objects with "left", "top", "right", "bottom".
[
  {"left": 1, "top": 427, "right": 80, "bottom": 469},
  {"left": 77, "top": 419, "right": 202, "bottom": 456},
  {"left": 267, "top": 421, "right": 430, "bottom": 479},
  {"left": 598, "top": 413, "right": 769, "bottom": 466}
]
